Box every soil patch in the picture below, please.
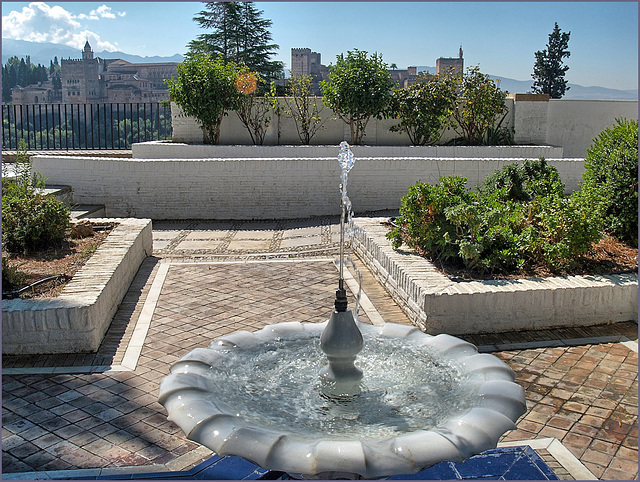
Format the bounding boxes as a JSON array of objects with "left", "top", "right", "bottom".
[{"left": 2, "top": 224, "right": 115, "bottom": 299}]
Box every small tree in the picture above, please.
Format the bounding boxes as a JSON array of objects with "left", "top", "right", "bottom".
[
  {"left": 451, "top": 66, "right": 508, "bottom": 145},
  {"left": 166, "top": 53, "right": 248, "bottom": 144},
  {"left": 283, "top": 74, "right": 325, "bottom": 145},
  {"left": 235, "top": 73, "right": 271, "bottom": 145},
  {"left": 388, "top": 72, "right": 457, "bottom": 145},
  {"left": 321, "top": 49, "right": 394, "bottom": 145},
  {"left": 532, "top": 22, "right": 571, "bottom": 99}
]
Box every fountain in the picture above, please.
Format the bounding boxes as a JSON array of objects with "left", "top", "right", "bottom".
[{"left": 158, "top": 142, "right": 526, "bottom": 479}]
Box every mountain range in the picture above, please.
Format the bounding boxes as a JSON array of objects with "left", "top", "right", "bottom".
[
  {"left": 3, "top": 39, "right": 637, "bottom": 101},
  {"left": 2, "top": 38, "right": 185, "bottom": 66}
]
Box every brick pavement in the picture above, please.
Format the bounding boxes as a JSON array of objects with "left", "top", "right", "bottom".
[{"left": 2, "top": 217, "right": 638, "bottom": 479}]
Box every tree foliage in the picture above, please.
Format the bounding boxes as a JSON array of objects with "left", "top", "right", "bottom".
[
  {"left": 188, "top": 1, "right": 283, "bottom": 82},
  {"left": 450, "top": 66, "right": 508, "bottom": 145},
  {"left": 2, "top": 56, "right": 52, "bottom": 103},
  {"left": 236, "top": 75, "right": 272, "bottom": 145},
  {"left": 166, "top": 53, "right": 249, "bottom": 144},
  {"left": 321, "top": 49, "right": 394, "bottom": 145},
  {"left": 388, "top": 72, "right": 457, "bottom": 145},
  {"left": 532, "top": 22, "right": 571, "bottom": 99}
]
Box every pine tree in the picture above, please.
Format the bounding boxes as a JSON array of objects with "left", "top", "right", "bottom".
[
  {"left": 188, "top": 1, "right": 283, "bottom": 82},
  {"left": 531, "top": 22, "right": 571, "bottom": 99}
]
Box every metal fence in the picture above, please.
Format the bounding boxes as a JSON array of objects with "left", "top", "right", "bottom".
[{"left": 2, "top": 102, "right": 172, "bottom": 150}]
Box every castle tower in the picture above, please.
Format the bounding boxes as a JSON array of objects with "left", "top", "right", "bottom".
[
  {"left": 82, "top": 40, "right": 94, "bottom": 60},
  {"left": 436, "top": 48, "right": 464, "bottom": 77}
]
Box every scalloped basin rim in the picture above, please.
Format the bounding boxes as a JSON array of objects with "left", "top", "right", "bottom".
[{"left": 159, "top": 321, "right": 527, "bottom": 478}]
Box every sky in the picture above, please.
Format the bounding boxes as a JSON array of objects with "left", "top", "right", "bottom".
[{"left": 1, "top": 1, "right": 638, "bottom": 90}]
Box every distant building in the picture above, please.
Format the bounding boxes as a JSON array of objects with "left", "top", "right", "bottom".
[
  {"left": 290, "top": 46, "right": 466, "bottom": 94},
  {"left": 12, "top": 41, "right": 178, "bottom": 105},
  {"left": 389, "top": 66, "right": 419, "bottom": 88},
  {"left": 11, "top": 77, "right": 61, "bottom": 104},
  {"left": 290, "top": 48, "right": 329, "bottom": 95},
  {"left": 436, "top": 47, "right": 464, "bottom": 77}
]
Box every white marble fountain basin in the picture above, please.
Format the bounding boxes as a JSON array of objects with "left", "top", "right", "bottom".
[{"left": 158, "top": 321, "right": 526, "bottom": 479}]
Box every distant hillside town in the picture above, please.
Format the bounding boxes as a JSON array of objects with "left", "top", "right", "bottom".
[
  {"left": 290, "top": 47, "right": 464, "bottom": 94},
  {"left": 11, "top": 41, "right": 178, "bottom": 105}
]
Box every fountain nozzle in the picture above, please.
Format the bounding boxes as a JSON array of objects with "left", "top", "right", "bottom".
[{"left": 335, "top": 280, "right": 348, "bottom": 312}]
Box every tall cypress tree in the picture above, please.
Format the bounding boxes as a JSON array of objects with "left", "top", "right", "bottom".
[
  {"left": 531, "top": 22, "right": 571, "bottom": 99},
  {"left": 188, "top": 2, "right": 283, "bottom": 82}
]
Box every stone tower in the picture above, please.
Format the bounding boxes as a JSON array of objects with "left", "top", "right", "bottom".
[
  {"left": 61, "top": 41, "right": 102, "bottom": 103},
  {"left": 436, "top": 47, "right": 464, "bottom": 77}
]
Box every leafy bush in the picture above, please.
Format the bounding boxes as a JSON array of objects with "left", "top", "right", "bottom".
[
  {"left": 2, "top": 256, "right": 25, "bottom": 292},
  {"left": 478, "top": 158, "right": 565, "bottom": 202},
  {"left": 2, "top": 142, "right": 70, "bottom": 254},
  {"left": 281, "top": 74, "right": 325, "bottom": 145},
  {"left": 321, "top": 49, "right": 394, "bottom": 145},
  {"left": 388, "top": 72, "right": 457, "bottom": 145},
  {"left": 389, "top": 160, "right": 602, "bottom": 275},
  {"left": 580, "top": 118, "right": 638, "bottom": 245},
  {"left": 166, "top": 53, "right": 249, "bottom": 144},
  {"left": 2, "top": 192, "right": 70, "bottom": 254},
  {"left": 388, "top": 177, "right": 474, "bottom": 262},
  {"left": 450, "top": 66, "right": 509, "bottom": 145}
]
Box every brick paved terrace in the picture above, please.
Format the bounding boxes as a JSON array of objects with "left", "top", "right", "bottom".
[{"left": 2, "top": 217, "right": 638, "bottom": 480}]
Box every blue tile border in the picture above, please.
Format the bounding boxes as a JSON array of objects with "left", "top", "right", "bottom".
[
  {"left": 51, "top": 446, "right": 558, "bottom": 480},
  {"left": 390, "top": 446, "right": 559, "bottom": 480}
]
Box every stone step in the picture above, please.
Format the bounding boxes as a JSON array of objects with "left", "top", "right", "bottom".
[
  {"left": 71, "top": 204, "right": 106, "bottom": 220},
  {"left": 36, "top": 184, "right": 73, "bottom": 206}
]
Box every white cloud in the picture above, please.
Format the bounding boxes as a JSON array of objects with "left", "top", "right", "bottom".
[{"left": 2, "top": 2, "right": 124, "bottom": 51}]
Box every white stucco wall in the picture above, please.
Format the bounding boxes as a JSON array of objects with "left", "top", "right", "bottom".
[
  {"left": 32, "top": 155, "right": 585, "bottom": 220},
  {"left": 545, "top": 100, "right": 638, "bottom": 157}
]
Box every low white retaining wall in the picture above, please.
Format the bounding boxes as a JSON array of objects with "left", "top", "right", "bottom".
[
  {"left": 32, "top": 155, "right": 585, "bottom": 220},
  {"left": 2, "top": 218, "right": 153, "bottom": 355},
  {"left": 132, "top": 141, "right": 564, "bottom": 160},
  {"left": 353, "top": 218, "right": 638, "bottom": 334}
]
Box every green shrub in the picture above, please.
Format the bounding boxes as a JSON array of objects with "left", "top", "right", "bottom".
[
  {"left": 2, "top": 143, "right": 70, "bottom": 254},
  {"left": 388, "top": 176, "right": 474, "bottom": 263},
  {"left": 2, "top": 193, "right": 70, "bottom": 254},
  {"left": 388, "top": 72, "right": 457, "bottom": 146},
  {"left": 389, "top": 160, "right": 603, "bottom": 275},
  {"left": 478, "top": 158, "right": 565, "bottom": 202},
  {"left": 580, "top": 118, "right": 638, "bottom": 245}
]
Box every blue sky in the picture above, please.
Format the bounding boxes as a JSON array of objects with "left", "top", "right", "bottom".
[{"left": 2, "top": 1, "right": 638, "bottom": 90}]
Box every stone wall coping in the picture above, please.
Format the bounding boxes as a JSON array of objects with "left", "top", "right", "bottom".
[
  {"left": 2, "top": 218, "right": 153, "bottom": 355},
  {"left": 353, "top": 217, "right": 638, "bottom": 335}
]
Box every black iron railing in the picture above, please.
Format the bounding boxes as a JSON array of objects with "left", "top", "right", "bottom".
[{"left": 2, "top": 102, "right": 172, "bottom": 150}]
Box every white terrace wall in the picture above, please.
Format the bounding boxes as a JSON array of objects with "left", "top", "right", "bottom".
[
  {"left": 508, "top": 95, "right": 637, "bottom": 157},
  {"left": 172, "top": 97, "right": 638, "bottom": 158},
  {"left": 32, "top": 156, "right": 584, "bottom": 220}
]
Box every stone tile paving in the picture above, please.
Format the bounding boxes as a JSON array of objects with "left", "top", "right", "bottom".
[{"left": 2, "top": 217, "right": 638, "bottom": 480}]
